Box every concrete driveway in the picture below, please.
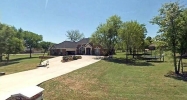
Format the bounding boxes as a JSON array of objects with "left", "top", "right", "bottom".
[{"left": 0, "top": 55, "right": 100, "bottom": 100}]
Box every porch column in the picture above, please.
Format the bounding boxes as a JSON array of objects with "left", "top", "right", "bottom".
[
  {"left": 85, "top": 48, "right": 86, "bottom": 55},
  {"left": 90, "top": 48, "right": 92, "bottom": 55}
]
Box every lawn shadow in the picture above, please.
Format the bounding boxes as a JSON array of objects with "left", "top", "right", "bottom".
[
  {"left": 11, "top": 56, "right": 38, "bottom": 62},
  {"left": 164, "top": 71, "right": 187, "bottom": 82},
  {"left": 0, "top": 61, "right": 19, "bottom": 67},
  {"left": 103, "top": 57, "right": 154, "bottom": 66},
  {"left": 146, "top": 60, "right": 165, "bottom": 63},
  {"left": 0, "top": 56, "right": 38, "bottom": 67}
]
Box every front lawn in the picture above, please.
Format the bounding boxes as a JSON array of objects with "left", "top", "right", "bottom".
[
  {"left": 40, "top": 53, "right": 187, "bottom": 100},
  {"left": 0, "top": 54, "right": 42, "bottom": 75}
]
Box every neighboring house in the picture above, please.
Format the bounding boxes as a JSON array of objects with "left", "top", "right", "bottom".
[
  {"left": 24, "top": 47, "right": 43, "bottom": 53},
  {"left": 50, "top": 38, "right": 107, "bottom": 56}
]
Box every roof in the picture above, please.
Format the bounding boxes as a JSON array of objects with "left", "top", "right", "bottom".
[
  {"left": 53, "top": 38, "right": 90, "bottom": 49},
  {"left": 54, "top": 41, "right": 77, "bottom": 48}
]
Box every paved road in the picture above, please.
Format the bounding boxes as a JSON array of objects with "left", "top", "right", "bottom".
[{"left": 0, "top": 56, "right": 100, "bottom": 100}]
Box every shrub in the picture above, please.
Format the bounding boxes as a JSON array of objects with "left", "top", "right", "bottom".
[
  {"left": 76, "top": 56, "right": 82, "bottom": 59},
  {"left": 73, "top": 56, "right": 77, "bottom": 60},
  {"left": 68, "top": 56, "right": 73, "bottom": 60},
  {"left": 63, "top": 56, "right": 69, "bottom": 62}
]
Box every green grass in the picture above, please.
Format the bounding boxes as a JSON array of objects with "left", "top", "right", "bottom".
[
  {"left": 40, "top": 52, "right": 187, "bottom": 100},
  {"left": 0, "top": 54, "right": 42, "bottom": 75}
]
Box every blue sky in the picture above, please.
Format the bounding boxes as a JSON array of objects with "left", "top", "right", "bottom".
[{"left": 0, "top": 0, "right": 186, "bottom": 43}]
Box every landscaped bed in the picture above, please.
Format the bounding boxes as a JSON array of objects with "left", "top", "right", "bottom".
[
  {"left": 39, "top": 56, "right": 54, "bottom": 59},
  {"left": 61, "top": 55, "right": 82, "bottom": 63}
]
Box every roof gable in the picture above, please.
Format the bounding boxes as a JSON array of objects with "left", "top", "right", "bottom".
[{"left": 85, "top": 43, "right": 92, "bottom": 48}]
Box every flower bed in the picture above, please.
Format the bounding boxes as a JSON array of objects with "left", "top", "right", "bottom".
[{"left": 62, "top": 55, "right": 82, "bottom": 62}]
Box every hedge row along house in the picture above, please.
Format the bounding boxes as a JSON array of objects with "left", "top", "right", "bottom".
[{"left": 50, "top": 38, "right": 107, "bottom": 56}]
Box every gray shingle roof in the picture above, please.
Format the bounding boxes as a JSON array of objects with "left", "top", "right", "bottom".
[
  {"left": 54, "top": 41, "right": 77, "bottom": 48},
  {"left": 53, "top": 38, "right": 90, "bottom": 49},
  {"left": 77, "top": 38, "right": 90, "bottom": 44}
]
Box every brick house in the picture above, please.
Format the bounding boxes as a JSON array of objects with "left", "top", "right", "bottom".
[{"left": 50, "top": 38, "right": 107, "bottom": 56}]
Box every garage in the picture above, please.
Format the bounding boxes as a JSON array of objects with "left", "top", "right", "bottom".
[{"left": 66, "top": 51, "right": 75, "bottom": 55}]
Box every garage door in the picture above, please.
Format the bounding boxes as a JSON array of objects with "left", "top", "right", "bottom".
[{"left": 67, "top": 51, "right": 75, "bottom": 55}]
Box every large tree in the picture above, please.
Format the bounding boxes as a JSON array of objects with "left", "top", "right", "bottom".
[
  {"left": 5, "top": 37, "right": 24, "bottom": 62},
  {"left": 118, "top": 21, "right": 147, "bottom": 58},
  {"left": 0, "top": 24, "right": 10, "bottom": 61},
  {"left": 0, "top": 24, "right": 24, "bottom": 62},
  {"left": 23, "top": 31, "right": 43, "bottom": 58},
  {"left": 66, "top": 30, "right": 84, "bottom": 42},
  {"left": 151, "top": 1, "right": 187, "bottom": 74},
  {"left": 39, "top": 41, "right": 53, "bottom": 64},
  {"left": 91, "top": 15, "right": 122, "bottom": 55}
]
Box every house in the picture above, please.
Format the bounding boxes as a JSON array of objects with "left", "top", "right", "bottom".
[
  {"left": 24, "top": 47, "right": 43, "bottom": 53},
  {"left": 50, "top": 38, "right": 107, "bottom": 56}
]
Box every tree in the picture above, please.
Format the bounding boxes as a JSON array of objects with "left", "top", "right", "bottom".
[
  {"left": 40, "top": 41, "right": 53, "bottom": 52},
  {"left": 66, "top": 30, "right": 84, "bottom": 42},
  {"left": 0, "top": 23, "right": 10, "bottom": 61},
  {"left": 118, "top": 21, "right": 147, "bottom": 58},
  {"left": 16, "top": 28, "right": 24, "bottom": 39},
  {"left": 145, "top": 36, "right": 152, "bottom": 44},
  {"left": 0, "top": 24, "right": 24, "bottom": 62},
  {"left": 39, "top": 41, "right": 53, "bottom": 64},
  {"left": 90, "top": 15, "right": 122, "bottom": 55},
  {"left": 150, "top": 1, "right": 186, "bottom": 74},
  {"left": 5, "top": 37, "right": 24, "bottom": 62},
  {"left": 23, "top": 31, "right": 43, "bottom": 58}
]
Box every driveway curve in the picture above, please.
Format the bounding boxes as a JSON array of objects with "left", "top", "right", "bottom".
[{"left": 0, "top": 55, "right": 100, "bottom": 100}]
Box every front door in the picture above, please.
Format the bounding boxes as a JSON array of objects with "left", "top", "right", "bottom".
[{"left": 86, "top": 48, "right": 91, "bottom": 55}]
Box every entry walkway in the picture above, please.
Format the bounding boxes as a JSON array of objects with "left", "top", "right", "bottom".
[{"left": 0, "top": 56, "right": 100, "bottom": 100}]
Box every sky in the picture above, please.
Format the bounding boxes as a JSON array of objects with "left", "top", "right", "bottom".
[{"left": 0, "top": 0, "right": 187, "bottom": 43}]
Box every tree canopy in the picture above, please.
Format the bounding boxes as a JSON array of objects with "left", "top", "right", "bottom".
[
  {"left": 118, "top": 21, "right": 147, "bottom": 53},
  {"left": 151, "top": 1, "right": 187, "bottom": 74},
  {"left": 0, "top": 22, "right": 51, "bottom": 61},
  {"left": 91, "top": 15, "right": 122, "bottom": 55},
  {"left": 0, "top": 24, "right": 24, "bottom": 61},
  {"left": 91, "top": 15, "right": 147, "bottom": 56},
  {"left": 66, "top": 30, "right": 84, "bottom": 42},
  {"left": 23, "top": 31, "right": 43, "bottom": 58}
]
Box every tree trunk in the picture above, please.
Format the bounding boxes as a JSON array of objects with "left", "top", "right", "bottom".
[
  {"left": 40, "top": 50, "right": 46, "bottom": 65},
  {"left": 160, "top": 49, "right": 162, "bottom": 61},
  {"left": 29, "top": 47, "right": 32, "bottom": 58},
  {"left": 130, "top": 48, "right": 132, "bottom": 54},
  {"left": 171, "top": 19, "right": 178, "bottom": 74},
  {"left": 0, "top": 53, "right": 2, "bottom": 62},
  {"left": 177, "top": 57, "right": 182, "bottom": 74},
  {"left": 6, "top": 54, "right": 10, "bottom": 63},
  {"left": 126, "top": 45, "right": 128, "bottom": 63},
  {"left": 173, "top": 51, "right": 179, "bottom": 74}
]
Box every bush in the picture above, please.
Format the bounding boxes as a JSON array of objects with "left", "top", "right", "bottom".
[
  {"left": 63, "top": 56, "right": 69, "bottom": 62},
  {"left": 73, "top": 56, "right": 77, "bottom": 60},
  {"left": 62, "top": 55, "right": 82, "bottom": 62},
  {"left": 68, "top": 56, "right": 73, "bottom": 60},
  {"left": 76, "top": 56, "right": 82, "bottom": 59}
]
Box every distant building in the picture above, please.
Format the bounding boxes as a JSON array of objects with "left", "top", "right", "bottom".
[{"left": 50, "top": 38, "right": 107, "bottom": 56}]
